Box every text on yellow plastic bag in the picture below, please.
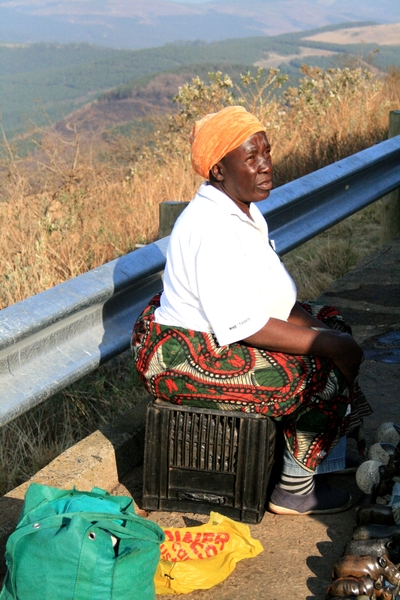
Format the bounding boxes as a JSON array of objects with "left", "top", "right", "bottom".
[{"left": 155, "top": 511, "right": 263, "bottom": 595}]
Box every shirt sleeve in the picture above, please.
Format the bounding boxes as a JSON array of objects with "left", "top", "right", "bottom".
[{"left": 195, "top": 221, "right": 269, "bottom": 346}]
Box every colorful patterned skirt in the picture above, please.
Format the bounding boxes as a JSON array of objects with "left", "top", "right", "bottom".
[{"left": 132, "top": 293, "right": 371, "bottom": 472}]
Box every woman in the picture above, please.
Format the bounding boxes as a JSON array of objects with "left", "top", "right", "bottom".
[{"left": 132, "top": 106, "right": 371, "bottom": 515}]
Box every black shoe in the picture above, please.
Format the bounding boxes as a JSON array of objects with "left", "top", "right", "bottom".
[{"left": 268, "top": 480, "right": 352, "bottom": 515}]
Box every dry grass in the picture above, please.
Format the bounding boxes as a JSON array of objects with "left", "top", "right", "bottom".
[
  {"left": 0, "top": 126, "right": 201, "bottom": 307},
  {"left": 0, "top": 352, "right": 149, "bottom": 496},
  {"left": 283, "top": 202, "right": 381, "bottom": 300},
  {"left": 0, "top": 64, "right": 399, "bottom": 495},
  {"left": 1, "top": 66, "right": 399, "bottom": 308}
]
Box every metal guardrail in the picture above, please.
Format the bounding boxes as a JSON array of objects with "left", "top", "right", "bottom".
[{"left": 1, "top": 135, "right": 400, "bottom": 427}]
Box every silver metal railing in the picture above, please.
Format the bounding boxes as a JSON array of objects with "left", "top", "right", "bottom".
[{"left": 1, "top": 135, "right": 400, "bottom": 427}]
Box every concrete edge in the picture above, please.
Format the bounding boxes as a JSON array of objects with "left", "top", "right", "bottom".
[{"left": 0, "top": 395, "right": 151, "bottom": 578}]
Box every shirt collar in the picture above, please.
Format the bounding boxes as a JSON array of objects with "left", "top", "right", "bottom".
[{"left": 197, "top": 182, "right": 261, "bottom": 225}]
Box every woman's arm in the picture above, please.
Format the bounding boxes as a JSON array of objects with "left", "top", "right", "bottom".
[
  {"left": 242, "top": 311, "right": 363, "bottom": 386},
  {"left": 287, "top": 301, "right": 331, "bottom": 330}
]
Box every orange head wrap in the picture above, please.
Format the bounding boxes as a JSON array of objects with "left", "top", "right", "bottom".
[{"left": 190, "top": 106, "right": 266, "bottom": 179}]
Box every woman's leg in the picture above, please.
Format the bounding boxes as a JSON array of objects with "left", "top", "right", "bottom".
[
  {"left": 268, "top": 444, "right": 352, "bottom": 515},
  {"left": 314, "top": 435, "right": 347, "bottom": 474},
  {"left": 132, "top": 295, "right": 370, "bottom": 514},
  {"left": 133, "top": 297, "right": 358, "bottom": 465}
]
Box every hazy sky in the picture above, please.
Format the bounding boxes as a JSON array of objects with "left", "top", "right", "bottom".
[{"left": 163, "top": 0, "right": 216, "bottom": 3}]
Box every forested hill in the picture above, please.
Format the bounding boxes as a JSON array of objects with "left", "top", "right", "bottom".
[{"left": 1, "top": 22, "right": 399, "bottom": 139}]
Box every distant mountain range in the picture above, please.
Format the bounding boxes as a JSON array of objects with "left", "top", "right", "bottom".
[
  {"left": 1, "top": 0, "right": 400, "bottom": 49},
  {"left": 1, "top": 20, "right": 399, "bottom": 140}
]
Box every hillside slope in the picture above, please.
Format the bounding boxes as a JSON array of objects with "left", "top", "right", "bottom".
[{"left": 1, "top": 22, "right": 399, "bottom": 139}]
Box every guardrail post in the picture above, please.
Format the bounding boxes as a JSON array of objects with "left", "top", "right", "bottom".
[
  {"left": 381, "top": 110, "right": 400, "bottom": 244},
  {"left": 158, "top": 201, "right": 189, "bottom": 239}
]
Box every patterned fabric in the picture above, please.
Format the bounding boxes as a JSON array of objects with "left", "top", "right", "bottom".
[{"left": 132, "top": 294, "right": 371, "bottom": 472}]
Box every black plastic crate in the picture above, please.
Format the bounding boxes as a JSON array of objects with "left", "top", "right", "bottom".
[{"left": 142, "top": 400, "right": 276, "bottom": 523}]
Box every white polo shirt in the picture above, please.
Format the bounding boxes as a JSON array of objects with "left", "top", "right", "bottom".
[{"left": 155, "top": 183, "right": 297, "bottom": 346}]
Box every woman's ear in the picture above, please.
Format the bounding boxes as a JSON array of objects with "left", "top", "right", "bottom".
[{"left": 210, "top": 162, "right": 224, "bottom": 182}]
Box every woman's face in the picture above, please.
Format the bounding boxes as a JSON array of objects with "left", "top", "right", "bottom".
[{"left": 211, "top": 131, "right": 273, "bottom": 211}]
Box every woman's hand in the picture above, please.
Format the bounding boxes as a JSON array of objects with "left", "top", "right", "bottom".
[
  {"left": 287, "top": 303, "right": 364, "bottom": 384},
  {"left": 328, "top": 332, "right": 364, "bottom": 386},
  {"left": 242, "top": 317, "right": 364, "bottom": 387}
]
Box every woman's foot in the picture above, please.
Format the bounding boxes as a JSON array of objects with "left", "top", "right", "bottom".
[{"left": 268, "top": 480, "right": 352, "bottom": 515}]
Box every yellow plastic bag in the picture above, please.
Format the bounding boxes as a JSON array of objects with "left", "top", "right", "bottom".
[{"left": 154, "top": 511, "right": 263, "bottom": 595}]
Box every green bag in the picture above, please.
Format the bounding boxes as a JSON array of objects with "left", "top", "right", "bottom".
[{"left": 0, "top": 483, "right": 164, "bottom": 600}]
